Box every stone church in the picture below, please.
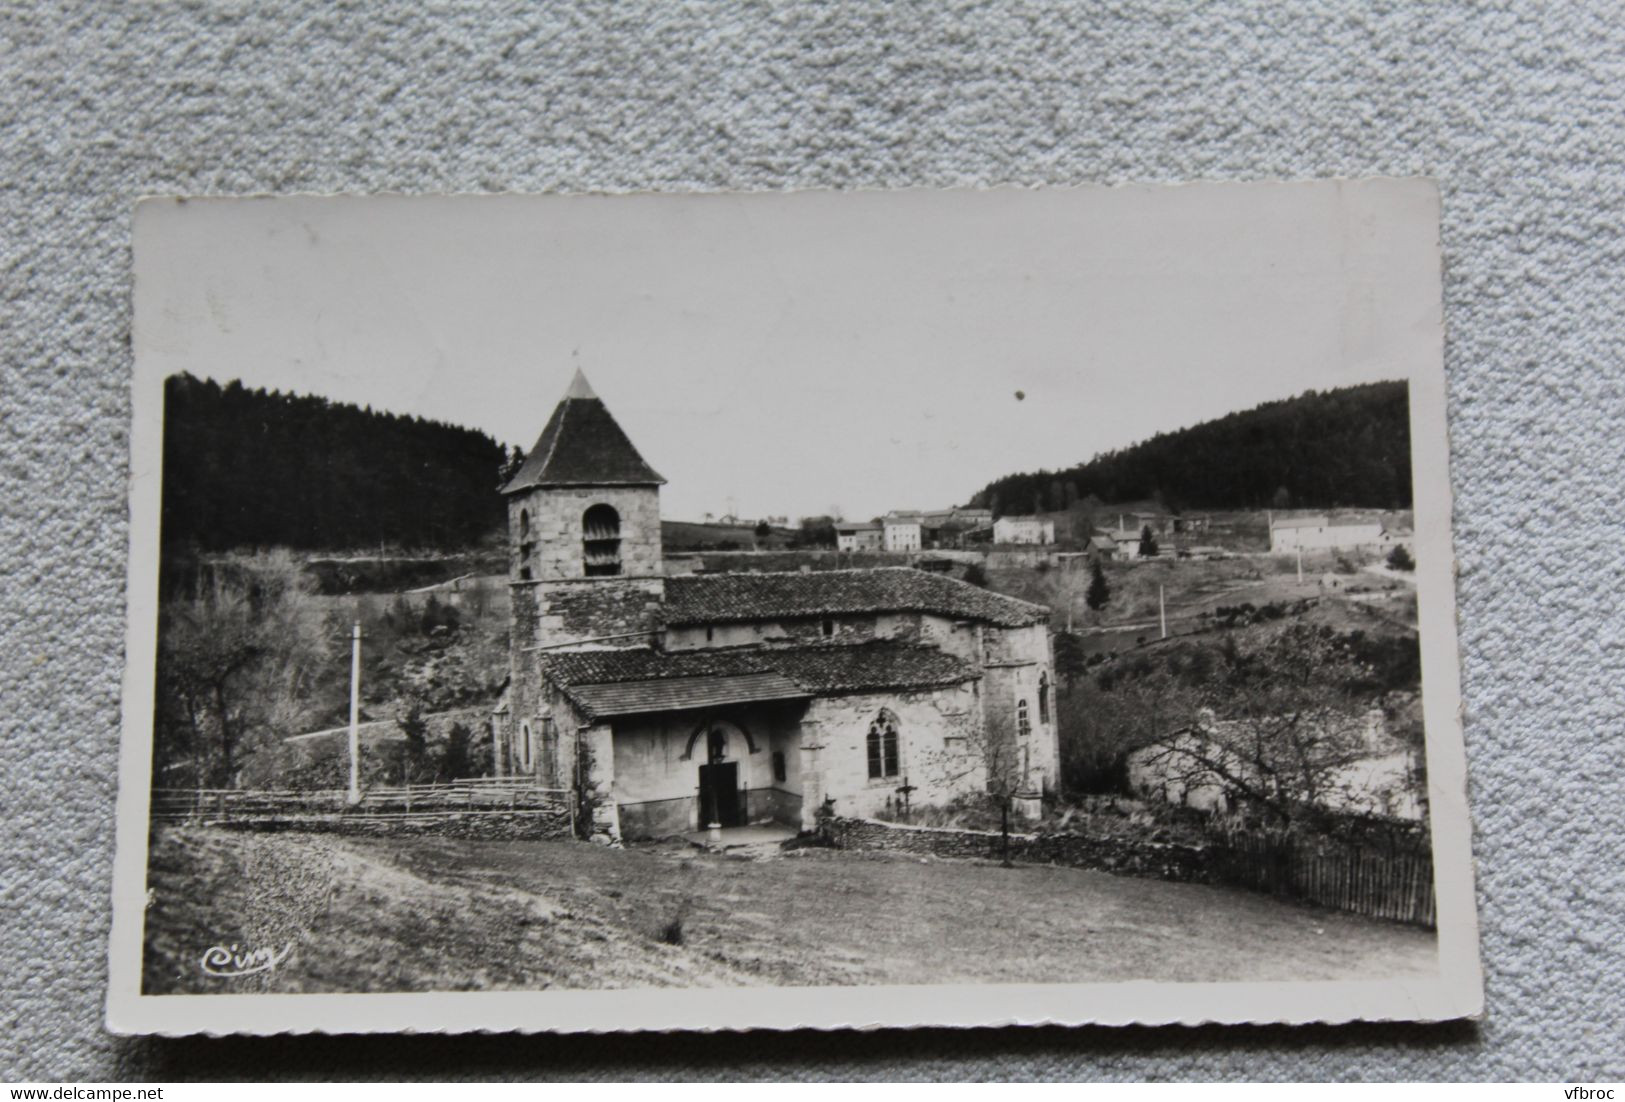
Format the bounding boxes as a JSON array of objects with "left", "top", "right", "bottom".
[{"left": 493, "top": 370, "right": 1059, "bottom": 841}]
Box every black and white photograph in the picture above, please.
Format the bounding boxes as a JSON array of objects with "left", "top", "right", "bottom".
[{"left": 108, "top": 182, "right": 1481, "bottom": 1034}]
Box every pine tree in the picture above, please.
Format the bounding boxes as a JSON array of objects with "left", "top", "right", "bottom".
[
  {"left": 499, "top": 445, "right": 525, "bottom": 488},
  {"left": 1139, "top": 525, "right": 1159, "bottom": 558},
  {"left": 396, "top": 698, "right": 431, "bottom": 784},
  {"left": 1086, "top": 560, "right": 1110, "bottom": 611},
  {"left": 969, "top": 381, "right": 1412, "bottom": 512}
]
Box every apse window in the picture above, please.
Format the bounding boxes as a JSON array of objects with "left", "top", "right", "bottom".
[
  {"left": 867, "top": 710, "right": 900, "bottom": 780},
  {"left": 582, "top": 503, "right": 622, "bottom": 576}
]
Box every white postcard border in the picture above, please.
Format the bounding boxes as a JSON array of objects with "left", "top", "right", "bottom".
[{"left": 106, "top": 181, "right": 1483, "bottom": 1035}]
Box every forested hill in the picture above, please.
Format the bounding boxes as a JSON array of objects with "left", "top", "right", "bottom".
[
  {"left": 160, "top": 373, "right": 510, "bottom": 552},
  {"left": 971, "top": 381, "right": 1412, "bottom": 515}
]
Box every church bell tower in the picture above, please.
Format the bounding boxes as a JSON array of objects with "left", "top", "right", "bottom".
[
  {"left": 502, "top": 368, "right": 665, "bottom": 590},
  {"left": 498, "top": 370, "right": 668, "bottom": 778}
]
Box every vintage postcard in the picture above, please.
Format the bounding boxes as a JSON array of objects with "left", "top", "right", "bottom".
[{"left": 109, "top": 182, "right": 1482, "bottom": 1034}]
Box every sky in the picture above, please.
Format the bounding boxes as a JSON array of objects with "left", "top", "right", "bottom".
[{"left": 133, "top": 182, "right": 1441, "bottom": 522}]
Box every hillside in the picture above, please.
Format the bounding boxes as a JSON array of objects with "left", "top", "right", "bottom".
[
  {"left": 160, "top": 373, "right": 509, "bottom": 554},
  {"left": 972, "top": 381, "right": 1412, "bottom": 515},
  {"left": 661, "top": 519, "right": 799, "bottom": 551}
]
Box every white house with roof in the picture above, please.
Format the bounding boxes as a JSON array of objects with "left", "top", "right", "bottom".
[
  {"left": 1269, "top": 514, "right": 1385, "bottom": 553},
  {"left": 882, "top": 512, "right": 923, "bottom": 552},
  {"left": 993, "top": 515, "right": 1054, "bottom": 545},
  {"left": 834, "top": 521, "right": 883, "bottom": 552},
  {"left": 496, "top": 371, "right": 1059, "bottom": 842}
]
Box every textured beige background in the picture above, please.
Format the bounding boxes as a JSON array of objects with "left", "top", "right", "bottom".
[{"left": 3, "top": 1, "right": 1621, "bottom": 1080}]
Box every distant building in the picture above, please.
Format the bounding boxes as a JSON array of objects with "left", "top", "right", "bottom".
[
  {"left": 920, "top": 507, "right": 993, "bottom": 549},
  {"left": 1111, "top": 510, "right": 1175, "bottom": 537},
  {"left": 882, "top": 512, "right": 923, "bottom": 552},
  {"left": 1085, "top": 533, "right": 1118, "bottom": 560},
  {"left": 1111, "top": 526, "right": 1160, "bottom": 560},
  {"left": 993, "top": 516, "right": 1054, "bottom": 545},
  {"left": 835, "top": 521, "right": 883, "bottom": 553},
  {"left": 1270, "top": 514, "right": 1385, "bottom": 553}
]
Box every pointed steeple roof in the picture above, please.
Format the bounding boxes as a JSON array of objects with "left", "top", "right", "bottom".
[
  {"left": 502, "top": 371, "right": 666, "bottom": 493},
  {"left": 563, "top": 367, "right": 596, "bottom": 400}
]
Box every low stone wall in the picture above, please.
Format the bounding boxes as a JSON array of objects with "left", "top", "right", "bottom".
[
  {"left": 221, "top": 807, "right": 573, "bottom": 841},
  {"left": 820, "top": 815, "right": 1214, "bottom": 883},
  {"left": 821, "top": 815, "right": 1436, "bottom": 926}
]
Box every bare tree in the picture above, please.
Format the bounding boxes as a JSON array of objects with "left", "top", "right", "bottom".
[
  {"left": 155, "top": 580, "right": 262, "bottom": 787},
  {"left": 1136, "top": 625, "right": 1394, "bottom": 828},
  {"left": 155, "top": 551, "right": 328, "bottom": 789},
  {"left": 921, "top": 716, "right": 1034, "bottom": 867}
]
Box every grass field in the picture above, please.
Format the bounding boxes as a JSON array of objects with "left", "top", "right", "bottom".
[{"left": 143, "top": 827, "right": 1436, "bottom": 995}]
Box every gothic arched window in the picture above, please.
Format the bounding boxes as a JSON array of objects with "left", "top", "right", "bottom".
[
  {"left": 1017, "top": 699, "right": 1031, "bottom": 740},
  {"left": 1038, "top": 672, "right": 1050, "bottom": 726},
  {"left": 867, "top": 710, "right": 900, "bottom": 780},
  {"left": 583, "top": 503, "right": 622, "bottom": 576}
]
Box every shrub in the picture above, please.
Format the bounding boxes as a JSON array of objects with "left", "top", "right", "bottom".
[{"left": 1387, "top": 544, "right": 1415, "bottom": 571}]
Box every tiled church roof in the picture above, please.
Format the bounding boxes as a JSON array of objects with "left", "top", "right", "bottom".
[
  {"left": 663, "top": 568, "right": 1049, "bottom": 628},
  {"left": 540, "top": 640, "right": 978, "bottom": 719},
  {"left": 503, "top": 370, "right": 665, "bottom": 491},
  {"left": 763, "top": 642, "right": 977, "bottom": 694}
]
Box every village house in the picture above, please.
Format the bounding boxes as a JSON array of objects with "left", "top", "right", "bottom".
[
  {"left": 1084, "top": 532, "right": 1118, "bottom": 561},
  {"left": 992, "top": 515, "right": 1054, "bottom": 545},
  {"left": 834, "top": 521, "right": 883, "bottom": 552},
  {"left": 493, "top": 372, "right": 1060, "bottom": 842},
  {"left": 920, "top": 506, "right": 993, "bottom": 549},
  {"left": 1269, "top": 514, "right": 1386, "bottom": 553},
  {"left": 1110, "top": 525, "right": 1163, "bottom": 560},
  {"left": 882, "top": 512, "right": 924, "bottom": 552}
]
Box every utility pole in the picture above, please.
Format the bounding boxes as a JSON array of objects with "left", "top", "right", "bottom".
[
  {"left": 1159, "top": 584, "right": 1167, "bottom": 640},
  {"left": 347, "top": 622, "right": 362, "bottom": 805},
  {"left": 1297, "top": 547, "right": 1303, "bottom": 584}
]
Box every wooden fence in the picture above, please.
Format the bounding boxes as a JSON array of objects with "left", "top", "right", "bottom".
[
  {"left": 151, "top": 777, "right": 571, "bottom": 824},
  {"left": 1210, "top": 829, "right": 1436, "bottom": 927}
]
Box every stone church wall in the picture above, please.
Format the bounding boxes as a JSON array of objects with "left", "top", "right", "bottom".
[
  {"left": 806, "top": 686, "right": 983, "bottom": 820},
  {"left": 529, "top": 577, "right": 666, "bottom": 649},
  {"left": 978, "top": 623, "right": 1059, "bottom": 795}
]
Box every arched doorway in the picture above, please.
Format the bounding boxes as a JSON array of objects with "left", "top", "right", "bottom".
[{"left": 694, "top": 719, "right": 748, "bottom": 828}]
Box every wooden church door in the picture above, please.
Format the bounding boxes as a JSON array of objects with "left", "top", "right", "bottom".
[{"left": 698, "top": 726, "right": 741, "bottom": 828}]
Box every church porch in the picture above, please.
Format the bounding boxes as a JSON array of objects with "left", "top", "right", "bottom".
[{"left": 598, "top": 698, "right": 814, "bottom": 842}]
